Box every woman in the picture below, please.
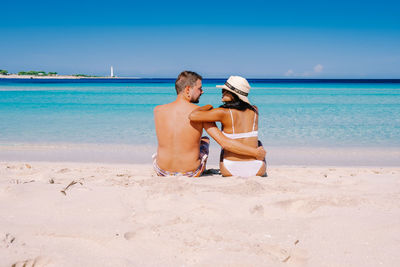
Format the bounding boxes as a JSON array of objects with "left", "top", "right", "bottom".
[{"left": 189, "top": 76, "right": 266, "bottom": 177}]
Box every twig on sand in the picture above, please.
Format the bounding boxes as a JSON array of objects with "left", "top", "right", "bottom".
[
  {"left": 282, "top": 255, "right": 291, "bottom": 262},
  {"left": 60, "top": 180, "right": 79, "bottom": 195},
  {"left": 281, "top": 239, "right": 300, "bottom": 263},
  {"left": 282, "top": 255, "right": 290, "bottom": 262}
]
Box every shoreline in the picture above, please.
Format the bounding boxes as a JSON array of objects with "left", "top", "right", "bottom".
[{"left": 1, "top": 142, "right": 399, "bottom": 167}]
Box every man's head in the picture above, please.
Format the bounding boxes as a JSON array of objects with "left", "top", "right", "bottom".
[{"left": 175, "top": 71, "right": 203, "bottom": 103}]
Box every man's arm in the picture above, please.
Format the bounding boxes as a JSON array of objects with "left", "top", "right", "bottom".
[{"left": 204, "top": 122, "right": 266, "bottom": 160}]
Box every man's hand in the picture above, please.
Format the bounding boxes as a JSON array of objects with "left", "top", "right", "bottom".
[{"left": 255, "top": 146, "right": 266, "bottom": 160}]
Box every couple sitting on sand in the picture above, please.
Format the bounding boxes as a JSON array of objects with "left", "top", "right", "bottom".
[{"left": 153, "top": 71, "right": 267, "bottom": 177}]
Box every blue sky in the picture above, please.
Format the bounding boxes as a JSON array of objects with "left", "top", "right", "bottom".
[{"left": 1, "top": 0, "right": 399, "bottom": 78}]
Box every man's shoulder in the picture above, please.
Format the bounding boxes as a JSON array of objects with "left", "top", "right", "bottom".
[
  {"left": 154, "top": 103, "right": 171, "bottom": 113},
  {"left": 187, "top": 102, "right": 201, "bottom": 111},
  {"left": 154, "top": 101, "right": 200, "bottom": 117}
]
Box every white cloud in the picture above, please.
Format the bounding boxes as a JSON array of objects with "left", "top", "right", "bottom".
[
  {"left": 313, "top": 64, "right": 323, "bottom": 73},
  {"left": 284, "top": 64, "right": 323, "bottom": 77},
  {"left": 284, "top": 69, "right": 294, "bottom": 76}
]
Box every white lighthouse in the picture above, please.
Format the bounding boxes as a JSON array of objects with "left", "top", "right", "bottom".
[{"left": 110, "top": 66, "right": 114, "bottom": 77}]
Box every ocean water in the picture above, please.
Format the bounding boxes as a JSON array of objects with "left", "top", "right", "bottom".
[{"left": 1, "top": 79, "right": 400, "bottom": 148}]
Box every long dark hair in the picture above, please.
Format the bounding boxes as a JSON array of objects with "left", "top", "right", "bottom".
[{"left": 219, "top": 90, "right": 258, "bottom": 114}]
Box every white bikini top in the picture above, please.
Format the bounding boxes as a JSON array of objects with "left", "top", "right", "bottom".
[{"left": 222, "top": 109, "right": 258, "bottom": 139}]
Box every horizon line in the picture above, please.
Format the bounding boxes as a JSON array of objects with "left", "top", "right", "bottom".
[{"left": 1, "top": 77, "right": 400, "bottom": 83}]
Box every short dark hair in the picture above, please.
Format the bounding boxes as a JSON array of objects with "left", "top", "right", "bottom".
[{"left": 175, "top": 71, "right": 202, "bottom": 94}]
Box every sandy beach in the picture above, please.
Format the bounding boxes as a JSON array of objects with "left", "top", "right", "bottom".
[{"left": 1, "top": 161, "right": 399, "bottom": 266}]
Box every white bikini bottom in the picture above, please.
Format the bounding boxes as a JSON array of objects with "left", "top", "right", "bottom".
[{"left": 222, "top": 159, "right": 264, "bottom": 177}]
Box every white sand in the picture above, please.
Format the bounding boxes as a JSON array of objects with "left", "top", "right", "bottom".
[{"left": 1, "top": 162, "right": 399, "bottom": 266}]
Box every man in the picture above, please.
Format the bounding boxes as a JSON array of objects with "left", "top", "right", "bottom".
[{"left": 153, "top": 71, "right": 265, "bottom": 177}]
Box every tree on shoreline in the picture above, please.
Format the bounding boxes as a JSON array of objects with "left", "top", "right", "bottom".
[
  {"left": 73, "top": 74, "right": 98, "bottom": 77},
  {"left": 18, "top": 71, "right": 44, "bottom": 76},
  {"left": 17, "top": 71, "right": 58, "bottom": 76},
  {"left": 5, "top": 70, "right": 97, "bottom": 77}
]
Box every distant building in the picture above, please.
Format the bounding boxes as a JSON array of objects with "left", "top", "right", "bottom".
[{"left": 111, "top": 66, "right": 114, "bottom": 77}]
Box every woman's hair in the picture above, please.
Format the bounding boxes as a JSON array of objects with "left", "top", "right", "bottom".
[{"left": 220, "top": 90, "right": 258, "bottom": 114}]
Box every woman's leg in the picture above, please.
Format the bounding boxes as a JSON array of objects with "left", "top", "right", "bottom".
[
  {"left": 256, "top": 162, "right": 267, "bottom": 176},
  {"left": 219, "top": 149, "right": 232, "bottom": 177},
  {"left": 256, "top": 140, "right": 267, "bottom": 176}
]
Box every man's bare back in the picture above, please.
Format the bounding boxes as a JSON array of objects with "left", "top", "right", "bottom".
[{"left": 154, "top": 99, "right": 204, "bottom": 172}]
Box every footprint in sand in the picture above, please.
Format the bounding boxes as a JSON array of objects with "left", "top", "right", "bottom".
[
  {"left": 249, "top": 205, "right": 264, "bottom": 216},
  {"left": 248, "top": 242, "right": 308, "bottom": 265},
  {"left": 222, "top": 180, "right": 265, "bottom": 195},
  {"left": 57, "top": 168, "right": 70, "bottom": 173},
  {"left": 1, "top": 233, "right": 16, "bottom": 248},
  {"left": 123, "top": 231, "right": 136, "bottom": 240},
  {"left": 276, "top": 197, "right": 360, "bottom": 213},
  {"left": 12, "top": 256, "right": 52, "bottom": 267}
]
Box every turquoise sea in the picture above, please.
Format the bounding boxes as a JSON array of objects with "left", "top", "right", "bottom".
[{"left": 1, "top": 79, "right": 400, "bottom": 149}]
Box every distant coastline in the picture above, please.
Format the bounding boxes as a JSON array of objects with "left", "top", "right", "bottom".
[
  {"left": 1, "top": 75, "right": 400, "bottom": 84},
  {"left": 0, "top": 74, "right": 139, "bottom": 80}
]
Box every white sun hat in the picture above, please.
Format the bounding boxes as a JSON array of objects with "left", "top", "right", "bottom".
[{"left": 216, "top": 76, "right": 251, "bottom": 105}]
